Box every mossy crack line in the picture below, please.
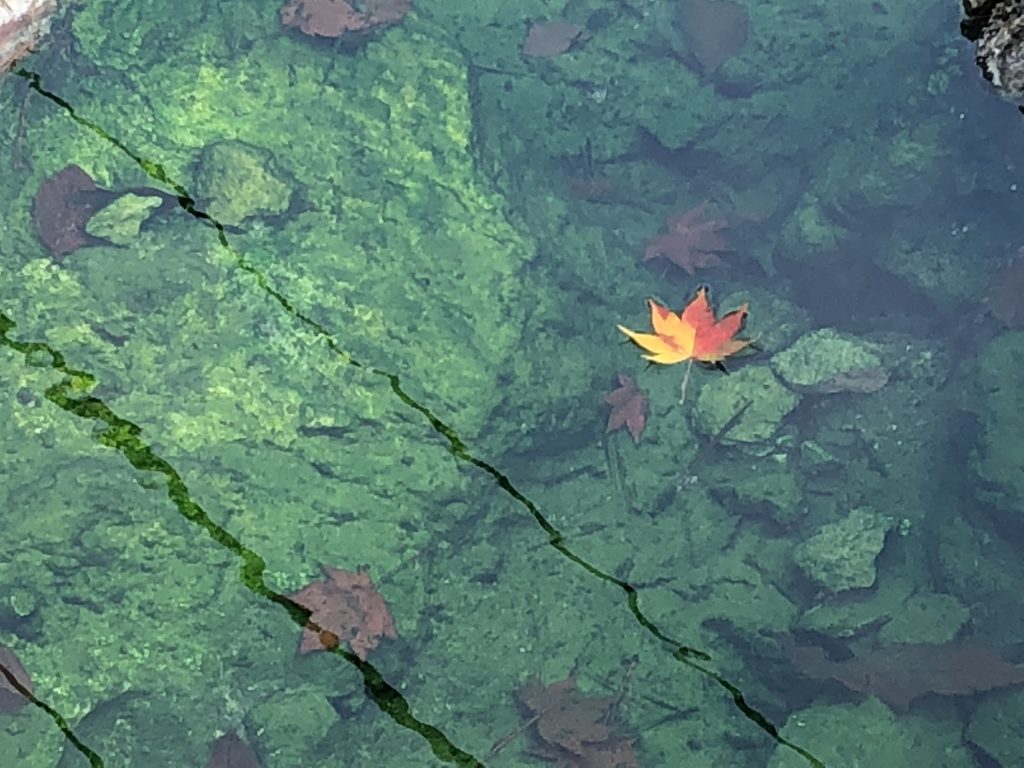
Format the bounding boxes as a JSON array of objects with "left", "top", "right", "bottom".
[
  {"left": 14, "top": 70, "right": 825, "bottom": 768},
  {"left": 0, "top": 657, "right": 104, "bottom": 767},
  {"left": 0, "top": 316, "right": 482, "bottom": 767}
]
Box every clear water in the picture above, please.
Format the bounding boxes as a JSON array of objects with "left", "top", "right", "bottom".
[{"left": 2, "top": 0, "right": 1024, "bottom": 766}]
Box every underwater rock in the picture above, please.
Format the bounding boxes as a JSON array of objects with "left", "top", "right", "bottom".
[
  {"left": 877, "top": 592, "right": 970, "bottom": 645},
  {"left": 191, "top": 140, "right": 292, "bottom": 227},
  {"left": 691, "top": 365, "right": 799, "bottom": 447},
  {"left": 793, "top": 507, "right": 894, "bottom": 592},
  {"left": 246, "top": 686, "right": 337, "bottom": 765},
  {"left": 971, "top": 331, "right": 1024, "bottom": 517},
  {"left": 84, "top": 192, "right": 164, "bottom": 245},
  {"left": 796, "top": 573, "right": 915, "bottom": 640},
  {"left": 0, "top": 0, "right": 57, "bottom": 77},
  {"left": 962, "top": 0, "right": 1024, "bottom": 104},
  {"left": 968, "top": 687, "right": 1024, "bottom": 766},
  {"left": 797, "top": 586, "right": 969, "bottom": 644},
  {"left": 771, "top": 328, "right": 886, "bottom": 394},
  {"left": 767, "top": 698, "right": 975, "bottom": 767},
  {"left": 704, "top": 456, "right": 804, "bottom": 526}
]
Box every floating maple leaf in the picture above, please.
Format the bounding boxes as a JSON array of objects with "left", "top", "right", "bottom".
[
  {"left": 790, "top": 642, "right": 1024, "bottom": 711},
  {"left": 289, "top": 566, "right": 397, "bottom": 659},
  {"left": 603, "top": 375, "right": 648, "bottom": 443},
  {"left": 643, "top": 204, "right": 729, "bottom": 274},
  {"left": 617, "top": 288, "right": 752, "bottom": 402},
  {"left": 617, "top": 288, "right": 752, "bottom": 366}
]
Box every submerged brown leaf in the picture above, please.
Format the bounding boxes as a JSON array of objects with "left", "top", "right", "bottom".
[
  {"left": 791, "top": 642, "right": 1024, "bottom": 711},
  {"left": 603, "top": 375, "right": 648, "bottom": 444},
  {"left": 0, "top": 645, "right": 32, "bottom": 713},
  {"left": 517, "top": 677, "right": 639, "bottom": 766},
  {"left": 987, "top": 247, "right": 1024, "bottom": 328},
  {"left": 289, "top": 566, "right": 397, "bottom": 659},
  {"left": 522, "top": 21, "right": 586, "bottom": 59},
  {"left": 31, "top": 165, "right": 108, "bottom": 260},
  {"left": 206, "top": 732, "right": 262, "bottom": 768},
  {"left": 675, "top": 0, "right": 749, "bottom": 74}
]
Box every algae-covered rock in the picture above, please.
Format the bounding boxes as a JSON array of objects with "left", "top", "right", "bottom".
[
  {"left": 0, "top": 694, "right": 64, "bottom": 768},
  {"left": 793, "top": 508, "right": 894, "bottom": 592},
  {"left": 85, "top": 193, "right": 164, "bottom": 245},
  {"left": 719, "top": 287, "right": 811, "bottom": 354},
  {"left": 771, "top": 328, "right": 884, "bottom": 392},
  {"left": 53, "top": 694, "right": 192, "bottom": 768},
  {"left": 971, "top": 332, "right": 1024, "bottom": 517},
  {"left": 703, "top": 454, "right": 805, "bottom": 525},
  {"left": 192, "top": 140, "right": 292, "bottom": 226},
  {"left": 877, "top": 592, "right": 970, "bottom": 645},
  {"left": 246, "top": 686, "right": 338, "bottom": 764},
  {"left": 796, "top": 574, "right": 915, "bottom": 639},
  {"left": 692, "top": 365, "right": 799, "bottom": 447},
  {"left": 878, "top": 236, "right": 986, "bottom": 306},
  {"left": 781, "top": 193, "right": 849, "bottom": 254},
  {"left": 767, "top": 698, "right": 975, "bottom": 767},
  {"left": 967, "top": 688, "right": 1024, "bottom": 767},
  {"left": 797, "top": 582, "right": 968, "bottom": 643}
]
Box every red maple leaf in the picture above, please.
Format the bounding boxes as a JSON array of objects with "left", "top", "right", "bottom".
[
  {"left": 617, "top": 288, "right": 752, "bottom": 365},
  {"left": 603, "top": 374, "right": 648, "bottom": 443},
  {"left": 682, "top": 287, "right": 751, "bottom": 363},
  {"left": 289, "top": 566, "right": 397, "bottom": 659},
  {"left": 618, "top": 288, "right": 752, "bottom": 403},
  {"left": 643, "top": 203, "right": 728, "bottom": 274}
]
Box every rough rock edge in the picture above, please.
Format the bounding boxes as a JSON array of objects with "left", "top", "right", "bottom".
[{"left": 0, "top": 0, "right": 57, "bottom": 76}]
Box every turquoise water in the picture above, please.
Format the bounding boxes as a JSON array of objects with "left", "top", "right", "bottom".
[{"left": 2, "top": 0, "right": 1024, "bottom": 766}]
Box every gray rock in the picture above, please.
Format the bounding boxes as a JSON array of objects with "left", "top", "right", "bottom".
[
  {"left": 794, "top": 507, "right": 894, "bottom": 592},
  {"left": 771, "top": 328, "right": 886, "bottom": 393}
]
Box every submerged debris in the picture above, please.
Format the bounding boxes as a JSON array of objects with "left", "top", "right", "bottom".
[{"left": 522, "top": 21, "right": 586, "bottom": 59}]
